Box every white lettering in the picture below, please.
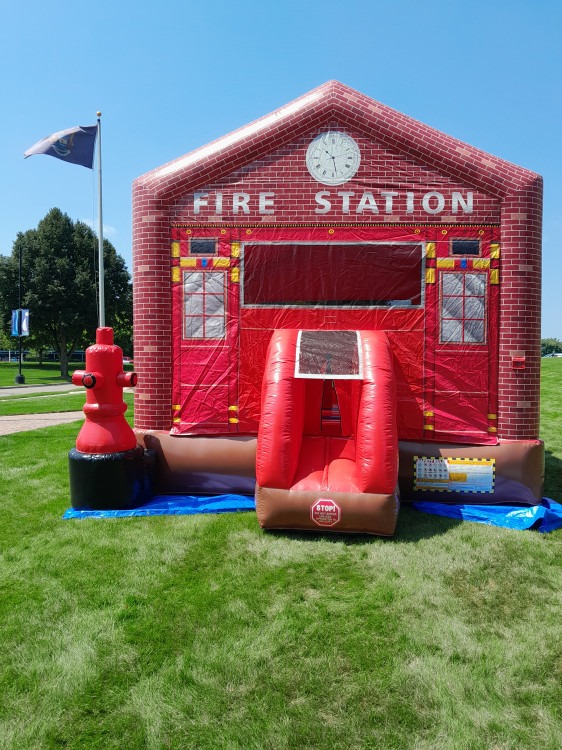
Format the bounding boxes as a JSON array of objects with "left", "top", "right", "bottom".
[
  {"left": 422, "top": 191, "right": 445, "bottom": 214},
  {"left": 381, "top": 191, "right": 398, "bottom": 214},
  {"left": 452, "top": 191, "right": 473, "bottom": 214},
  {"left": 315, "top": 191, "right": 331, "bottom": 214},
  {"left": 259, "top": 192, "right": 275, "bottom": 215},
  {"left": 232, "top": 192, "right": 250, "bottom": 214},
  {"left": 193, "top": 192, "right": 208, "bottom": 215},
  {"left": 356, "top": 192, "right": 379, "bottom": 214},
  {"left": 193, "top": 189, "right": 477, "bottom": 218},
  {"left": 337, "top": 191, "right": 355, "bottom": 214},
  {"left": 406, "top": 192, "right": 414, "bottom": 214}
]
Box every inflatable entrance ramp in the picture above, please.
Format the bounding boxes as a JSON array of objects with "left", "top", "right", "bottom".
[{"left": 256, "top": 330, "right": 400, "bottom": 535}]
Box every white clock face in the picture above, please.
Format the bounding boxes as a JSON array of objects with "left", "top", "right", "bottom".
[{"left": 306, "top": 131, "right": 361, "bottom": 185}]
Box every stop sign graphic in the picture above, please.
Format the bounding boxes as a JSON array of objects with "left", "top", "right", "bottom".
[{"left": 311, "top": 498, "right": 341, "bottom": 527}]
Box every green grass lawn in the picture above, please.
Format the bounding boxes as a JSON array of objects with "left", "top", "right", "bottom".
[
  {"left": 0, "top": 360, "right": 132, "bottom": 387},
  {"left": 0, "top": 390, "right": 72, "bottom": 402},
  {"left": 0, "top": 361, "right": 74, "bottom": 386},
  {"left": 0, "top": 364, "right": 560, "bottom": 749},
  {"left": 0, "top": 390, "right": 134, "bottom": 417},
  {"left": 540, "top": 359, "right": 562, "bottom": 503}
]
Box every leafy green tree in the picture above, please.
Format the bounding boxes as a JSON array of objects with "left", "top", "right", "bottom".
[
  {"left": 111, "top": 299, "right": 134, "bottom": 357},
  {"left": 0, "top": 208, "right": 132, "bottom": 378},
  {"left": 0, "top": 319, "right": 12, "bottom": 354},
  {"left": 0, "top": 257, "right": 18, "bottom": 358},
  {"left": 541, "top": 338, "right": 562, "bottom": 357}
]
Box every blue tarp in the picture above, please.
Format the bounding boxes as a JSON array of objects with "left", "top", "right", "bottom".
[
  {"left": 63, "top": 494, "right": 256, "bottom": 519},
  {"left": 64, "top": 495, "right": 562, "bottom": 533},
  {"left": 413, "top": 498, "right": 562, "bottom": 533}
]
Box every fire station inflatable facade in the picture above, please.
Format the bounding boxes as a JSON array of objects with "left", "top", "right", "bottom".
[{"left": 132, "top": 81, "right": 543, "bottom": 535}]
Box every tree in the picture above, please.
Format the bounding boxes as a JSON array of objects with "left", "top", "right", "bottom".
[
  {"left": 0, "top": 320, "right": 12, "bottom": 354},
  {"left": 541, "top": 338, "right": 562, "bottom": 357},
  {"left": 0, "top": 208, "right": 132, "bottom": 378}
]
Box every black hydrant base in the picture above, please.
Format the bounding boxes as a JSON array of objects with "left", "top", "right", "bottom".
[{"left": 69, "top": 446, "right": 150, "bottom": 510}]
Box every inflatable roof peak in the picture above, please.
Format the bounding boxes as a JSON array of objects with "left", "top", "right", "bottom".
[{"left": 135, "top": 80, "right": 540, "bottom": 201}]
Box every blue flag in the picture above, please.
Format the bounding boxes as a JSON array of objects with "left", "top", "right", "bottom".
[
  {"left": 11, "top": 309, "right": 30, "bottom": 336},
  {"left": 21, "top": 309, "right": 30, "bottom": 336},
  {"left": 24, "top": 125, "right": 97, "bottom": 168}
]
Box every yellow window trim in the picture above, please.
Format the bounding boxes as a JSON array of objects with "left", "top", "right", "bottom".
[{"left": 472, "top": 259, "right": 490, "bottom": 269}]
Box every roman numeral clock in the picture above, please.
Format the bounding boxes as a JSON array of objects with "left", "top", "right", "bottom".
[{"left": 306, "top": 131, "right": 361, "bottom": 185}]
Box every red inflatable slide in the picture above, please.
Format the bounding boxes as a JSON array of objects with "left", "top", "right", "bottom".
[{"left": 256, "top": 330, "right": 400, "bottom": 535}]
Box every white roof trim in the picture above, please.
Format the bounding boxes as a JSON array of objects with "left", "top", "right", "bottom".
[{"left": 152, "top": 90, "right": 324, "bottom": 181}]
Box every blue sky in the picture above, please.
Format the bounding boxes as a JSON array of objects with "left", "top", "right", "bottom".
[{"left": 0, "top": 0, "right": 560, "bottom": 336}]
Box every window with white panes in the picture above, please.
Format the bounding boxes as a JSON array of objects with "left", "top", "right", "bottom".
[
  {"left": 440, "top": 272, "right": 486, "bottom": 344},
  {"left": 183, "top": 271, "right": 226, "bottom": 339}
]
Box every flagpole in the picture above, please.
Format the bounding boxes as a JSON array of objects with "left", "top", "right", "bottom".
[
  {"left": 96, "top": 111, "right": 105, "bottom": 328},
  {"left": 15, "top": 244, "right": 25, "bottom": 384}
]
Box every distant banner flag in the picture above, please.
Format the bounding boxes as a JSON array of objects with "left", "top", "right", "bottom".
[
  {"left": 24, "top": 125, "right": 97, "bottom": 168},
  {"left": 21, "top": 309, "right": 30, "bottom": 336},
  {"left": 11, "top": 309, "right": 30, "bottom": 336}
]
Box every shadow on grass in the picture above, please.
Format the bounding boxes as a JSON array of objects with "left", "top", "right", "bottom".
[
  {"left": 264, "top": 505, "right": 460, "bottom": 546},
  {"left": 544, "top": 449, "right": 562, "bottom": 503}
]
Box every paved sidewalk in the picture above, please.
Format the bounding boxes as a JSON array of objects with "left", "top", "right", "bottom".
[
  {"left": 0, "top": 382, "right": 82, "bottom": 397},
  {"left": 0, "top": 382, "right": 134, "bottom": 436},
  {"left": 0, "top": 382, "right": 85, "bottom": 435},
  {"left": 0, "top": 411, "right": 84, "bottom": 436}
]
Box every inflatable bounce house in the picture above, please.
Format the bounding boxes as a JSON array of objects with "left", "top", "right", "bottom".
[{"left": 130, "top": 81, "right": 543, "bottom": 536}]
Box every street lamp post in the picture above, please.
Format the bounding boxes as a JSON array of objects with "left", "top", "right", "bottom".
[{"left": 15, "top": 243, "right": 24, "bottom": 385}]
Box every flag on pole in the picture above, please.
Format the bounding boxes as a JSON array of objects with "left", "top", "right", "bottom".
[
  {"left": 24, "top": 125, "right": 97, "bottom": 168},
  {"left": 11, "top": 309, "right": 29, "bottom": 336}
]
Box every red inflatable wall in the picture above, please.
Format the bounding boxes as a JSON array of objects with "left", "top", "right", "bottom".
[{"left": 168, "top": 223, "right": 500, "bottom": 448}]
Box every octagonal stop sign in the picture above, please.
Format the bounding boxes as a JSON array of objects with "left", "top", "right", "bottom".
[{"left": 311, "top": 498, "right": 341, "bottom": 527}]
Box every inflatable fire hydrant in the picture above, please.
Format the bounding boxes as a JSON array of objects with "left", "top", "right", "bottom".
[{"left": 68, "top": 327, "right": 150, "bottom": 509}]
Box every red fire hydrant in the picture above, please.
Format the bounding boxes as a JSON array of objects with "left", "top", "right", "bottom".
[
  {"left": 72, "top": 327, "right": 137, "bottom": 453},
  {"left": 68, "top": 327, "right": 150, "bottom": 510}
]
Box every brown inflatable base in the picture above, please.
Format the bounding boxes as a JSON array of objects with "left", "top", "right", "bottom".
[
  {"left": 136, "top": 431, "right": 257, "bottom": 494},
  {"left": 256, "top": 485, "right": 400, "bottom": 536},
  {"left": 135, "top": 430, "right": 544, "bottom": 506},
  {"left": 399, "top": 439, "right": 544, "bottom": 504}
]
